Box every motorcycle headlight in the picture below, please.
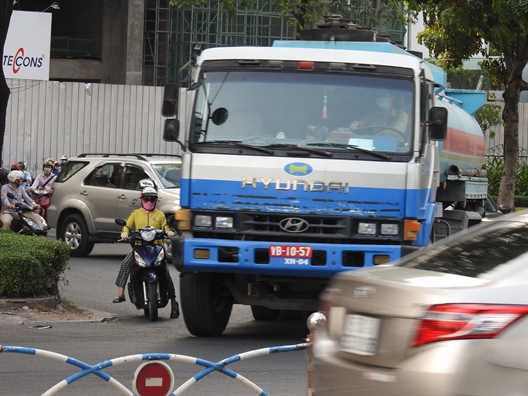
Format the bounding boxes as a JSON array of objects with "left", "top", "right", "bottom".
[
  {"left": 25, "top": 218, "right": 39, "bottom": 230},
  {"left": 134, "top": 251, "right": 147, "bottom": 267},
  {"left": 41, "top": 219, "right": 48, "bottom": 229},
  {"left": 140, "top": 229, "right": 156, "bottom": 242},
  {"left": 155, "top": 249, "right": 165, "bottom": 266}
]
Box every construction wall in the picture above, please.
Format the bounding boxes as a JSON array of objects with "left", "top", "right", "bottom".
[{"left": 2, "top": 79, "right": 180, "bottom": 177}]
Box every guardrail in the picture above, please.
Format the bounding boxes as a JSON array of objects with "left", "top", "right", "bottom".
[{"left": 0, "top": 342, "right": 309, "bottom": 396}]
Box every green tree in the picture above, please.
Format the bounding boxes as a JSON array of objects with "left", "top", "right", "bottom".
[
  {"left": 406, "top": 0, "right": 528, "bottom": 210},
  {"left": 0, "top": 2, "right": 13, "bottom": 167},
  {"left": 169, "top": 0, "right": 404, "bottom": 36}
]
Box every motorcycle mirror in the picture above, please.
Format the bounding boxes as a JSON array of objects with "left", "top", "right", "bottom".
[
  {"left": 115, "top": 219, "right": 126, "bottom": 226},
  {"left": 166, "top": 215, "right": 175, "bottom": 224},
  {"left": 7, "top": 192, "right": 15, "bottom": 199}
]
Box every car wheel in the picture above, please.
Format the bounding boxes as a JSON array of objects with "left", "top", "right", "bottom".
[
  {"left": 60, "top": 214, "right": 95, "bottom": 257},
  {"left": 180, "top": 273, "right": 233, "bottom": 337}
]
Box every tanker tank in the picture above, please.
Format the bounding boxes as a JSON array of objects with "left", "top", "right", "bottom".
[{"left": 435, "top": 95, "right": 486, "bottom": 182}]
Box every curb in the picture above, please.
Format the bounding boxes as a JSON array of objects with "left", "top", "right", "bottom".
[{"left": 0, "top": 308, "right": 117, "bottom": 325}]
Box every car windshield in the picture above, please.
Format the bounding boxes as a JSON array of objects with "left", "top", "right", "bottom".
[
  {"left": 151, "top": 163, "right": 181, "bottom": 189},
  {"left": 191, "top": 70, "right": 413, "bottom": 157},
  {"left": 399, "top": 220, "right": 528, "bottom": 279},
  {"left": 55, "top": 161, "right": 89, "bottom": 182}
]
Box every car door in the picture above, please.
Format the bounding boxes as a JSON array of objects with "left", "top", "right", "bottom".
[
  {"left": 115, "top": 163, "right": 152, "bottom": 221},
  {"left": 82, "top": 162, "right": 125, "bottom": 232}
]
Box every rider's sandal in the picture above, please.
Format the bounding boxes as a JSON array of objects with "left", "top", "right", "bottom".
[
  {"left": 112, "top": 296, "right": 126, "bottom": 303},
  {"left": 170, "top": 304, "right": 180, "bottom": 319}
]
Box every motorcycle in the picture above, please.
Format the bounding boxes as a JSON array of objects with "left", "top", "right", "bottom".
[
  {"left": 6, "top": 192, "right": 49, "bottom": 236},
  {"left": 115, "top": 218, "right": 170, "bottom": 321},
  {"left": 31, "top": 188, "right": 52, "bottom": 221}
]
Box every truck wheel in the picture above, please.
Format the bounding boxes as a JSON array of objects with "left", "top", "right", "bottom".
[
  {"left": 180, "top": 273, "right": 233, "bottom": 337},
  {"left": 251, "top": 305, "right": 279, "bottom": 321},
  {"left": 60, "top": 214, "right": 94, "bottom": 257},
  {"left": 148, "top": 283, "right": 158, "bottom": 321}
]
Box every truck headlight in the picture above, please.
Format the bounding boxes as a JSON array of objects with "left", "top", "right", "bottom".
[
  {"left": 215, "top": 217, "right": 233, "bottom": 229},
  {"left": 195, "top": 215, "right": 212, "bottom": 227},
  {"left": 381, "top": 224, "right": 399, "bottom": 235},
  {"left": 358, "top": 223, "right": 376, "bottom": 235}
]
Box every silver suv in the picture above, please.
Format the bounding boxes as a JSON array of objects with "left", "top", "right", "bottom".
[{"left": 47, "top": 153, "right": 181, "bottom": 259}]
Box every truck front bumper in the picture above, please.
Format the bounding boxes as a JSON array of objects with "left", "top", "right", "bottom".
[{"left": 171, "top": 237, "right": 418, "bottom": 277}]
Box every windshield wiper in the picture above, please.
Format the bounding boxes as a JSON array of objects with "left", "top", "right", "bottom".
[
  {"left": 196, "top": 140, "right": 274, "bottom": 154},
  {"left": 305, "top": 142, "right": 391, "bottom": 160},
  {"left": 267, "top": 144, "right": 333, "bottom": 158}
]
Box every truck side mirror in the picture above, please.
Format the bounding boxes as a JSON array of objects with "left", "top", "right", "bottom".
[
  {"left": 163, "top": 119, "right": 180, "bottom": 142},
  {"left": 162, "top": 84, "right": 179, "bottom": 117},
  {"left": 428, "top": 107, "right": 448, "bottom": 141}
]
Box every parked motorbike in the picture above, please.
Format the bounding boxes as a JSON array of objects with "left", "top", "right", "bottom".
[
  {"left": 31, "top": 188, "right": 52, "bottom": 221},
  {"left": 6, "top": 193, "right": 49, "bottom": 236},
  {"left": 115, "top": 218, "right": 170, "bottom": 321}
]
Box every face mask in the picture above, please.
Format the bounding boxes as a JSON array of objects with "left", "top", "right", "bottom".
[
  {"left": 141, "top": 199, "right": 156, "bottom": 212},
  {"left": 55, "top": 166, "right": 61, "bottom": 172},
  {"left": 375, "top": 97, "right": 390, "bottom": 109},
  {"left": 44, "top": 168, "right": 52, "bottom": 175}
]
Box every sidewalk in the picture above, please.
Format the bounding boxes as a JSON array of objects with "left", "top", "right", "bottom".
[{"left": 0, "top": 296, "right": 116, "bottom": 325}]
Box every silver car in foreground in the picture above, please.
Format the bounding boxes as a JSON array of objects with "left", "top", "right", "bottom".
[{"left": 310, "top": 210, "right": 528, "bottom": 396}]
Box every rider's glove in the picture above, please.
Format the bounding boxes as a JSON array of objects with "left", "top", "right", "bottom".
[
  {"left": 121, "top": 232, "right": 129, "bottom": 240},
  {"left": 167, "top": 231, "right": 175, "bottom": 238}
]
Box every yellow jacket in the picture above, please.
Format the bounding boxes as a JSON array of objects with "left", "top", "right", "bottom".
[{"left": 122, "top": 209, "right": 169, "bottom": 245}]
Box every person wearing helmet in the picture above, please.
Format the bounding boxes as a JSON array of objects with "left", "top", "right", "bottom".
[
  {"left": 53, "top": 161, "right": 61, "bottom": 175},
  {"left": 17, "top": 161, "right": 32, "bottom": 188},
  {"left": 113, "top": 186, "right": 179, "bottom": 318},
  {"left": 1, "top": 170, "right": 38, "bottom": 230},
  {"left": 28, "top": 159, "right": 57, "bottom": 194},
  {"left": 0, "top": 167, "right": 9, "bottom": 187},
  {"left": 60, "top": 155, "right": 68, "bottom": 165}
]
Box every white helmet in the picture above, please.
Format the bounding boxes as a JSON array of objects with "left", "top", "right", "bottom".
[
  {"left": 7, "top": 170, "right": 24, "bottom": 183},
  {"left": 140, "top": 187, "right": 158, "bottom": 199}
]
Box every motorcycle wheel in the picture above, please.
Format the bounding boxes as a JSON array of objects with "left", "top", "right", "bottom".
[
  {"left": 148, "top": 283, "right": 158, "bottom": 321},
  {"left": 180, "top": 272, "right": 233, "bottom": 337}
]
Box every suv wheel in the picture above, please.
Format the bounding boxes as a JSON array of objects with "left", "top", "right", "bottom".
[{"left": 60, "top": 214, "right": 95, "bottom": 257}]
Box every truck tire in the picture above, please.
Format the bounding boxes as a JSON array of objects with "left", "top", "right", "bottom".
[
  {"left": 180, "top": 273, "right": 233, "bottom": 337},
  {"left": 250, "top": 305, "right": 280, "bottom": 321},
  {"left": 148, "top": 283, "right": 158, "bottom": 322},
  {"left": 60, "top": 214, "right": 94, "bottom": 257}
]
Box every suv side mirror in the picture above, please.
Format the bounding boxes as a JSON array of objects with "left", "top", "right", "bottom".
[
  {"left": 162, "top": 84, "right": 179, "bottom": 117},
  {"left": 163, "top": 119, "right": 180, "bottom": 142},
  {"left": 428, "top": 107, "right": 448, "bottom": 141}
]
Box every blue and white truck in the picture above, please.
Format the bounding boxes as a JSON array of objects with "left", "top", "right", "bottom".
[{"left": 162, "top": 18, "right": 488, "bottom": 336}]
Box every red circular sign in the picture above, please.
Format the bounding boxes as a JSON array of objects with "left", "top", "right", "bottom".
[{"left": 133, "top": 361, "right": 174, "bottom": 396}]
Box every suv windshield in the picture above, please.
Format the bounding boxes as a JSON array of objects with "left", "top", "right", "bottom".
[
  {"left": 151, "top": 163, "right": 181, "bottom": 188},
  {"left": 191, "top": 70, "right": 413, "bottom": 157},
  {"left": 399, "top": 221, "right": 528, "bottom": 279}
]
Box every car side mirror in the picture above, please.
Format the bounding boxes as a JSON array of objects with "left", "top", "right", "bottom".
[
  {"left": 500, "top": 205, "right": 512, "bottom": 214},
  {"left": 163, "top": 119, "right": 180, "bottom": 142},
  {"left": 428, "top": 107, "right": 447, "bottom": 141},
  {"left": 115, "top": 219, "right": 126, "bottom": 226}
]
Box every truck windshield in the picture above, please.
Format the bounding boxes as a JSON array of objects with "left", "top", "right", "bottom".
[{"left": 191, "top": 70, "right": 413, "bottom": 156}]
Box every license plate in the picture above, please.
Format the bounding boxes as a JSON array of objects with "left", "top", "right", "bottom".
[
  {"left": 269, "top": 245, "right": 312, "bottom": 258},
  {"left": 340, "top": 314, "right": 380, "bottom": 356}
]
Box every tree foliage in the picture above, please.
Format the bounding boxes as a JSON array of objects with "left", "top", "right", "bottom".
[
  {"left": 169, "top": 0, "right": 405, "bottom": 33},
  {"left": 406, "top": 0, "right": 528, "bottom": 209}
]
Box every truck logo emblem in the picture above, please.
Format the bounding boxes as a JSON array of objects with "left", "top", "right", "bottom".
[
  {"left": 284, "top": 163, "right": 313, "bottom": 176},
  {"left": 279, "top": 218, "right": 310, "bottom": 233}
]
